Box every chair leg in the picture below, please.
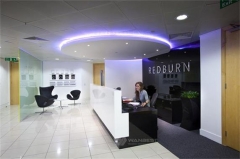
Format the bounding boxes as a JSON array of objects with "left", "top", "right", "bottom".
[{"left": 35, "top": 107, "right": 52, "bottom": 115}]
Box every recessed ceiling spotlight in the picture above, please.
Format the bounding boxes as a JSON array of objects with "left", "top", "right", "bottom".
[
  {"left": 156, "top": 49, "right": 159, "bottom": 51},
  {"left": 87, "top": 60, "right": 91, "bottom": 61},
  {"left": 55, "top": 58, "right": 59, "bottom": 60},
  {"left": 126, "top": 42, "right": 128, "bottom": 45},
  {"left": 83, "top": 55, "right": 85, "bottom": 57},
  {"left": 0, "top": 46, "right": 1, "bottom": 48},
  {"left": 190, "top": 60, "right": 192, "bottom": 61},
  {"left": 144, "top": 54, "right": 146, "bottom": 56},
  {"left": 184, "top": 51, "right": 186, "bottom": 53},
  {"left": 161, "top": 62, "right": 164, "bottom": 63},
  {"left": 103, "top": 58, "right": 105, "bottom": 59},
  {"left": 176, "top": 14, "right": 188, "bottom": 20},
  {"left": 74, "top": 51, "right": 77, "bottom": 52},
  {"left": 87, "top": 45, "right": 90, "bottom": 46}
]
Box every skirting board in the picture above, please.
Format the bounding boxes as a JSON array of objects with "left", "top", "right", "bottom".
[
  {"left": 200, "top": 128, "right": 222, "bottom": 144},
  {"left": 0, "top": 102, "right": 10, "bottom": 108}
]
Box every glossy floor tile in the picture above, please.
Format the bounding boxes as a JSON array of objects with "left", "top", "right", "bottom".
[{"left": 0, "top": 103, "right": 179, "bottom": 159}]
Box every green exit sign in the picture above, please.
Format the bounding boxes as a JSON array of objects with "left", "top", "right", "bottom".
[
  {"left": 5, "top": 57, "right": 18, "bottom": 62},
  {"left": 220, "top": 0, "right": 239, "bottom": 9}
]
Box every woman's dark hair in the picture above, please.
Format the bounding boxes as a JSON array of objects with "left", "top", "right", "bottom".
[{"left": 135, "top": 82, "right": 144, "bottom": 101}]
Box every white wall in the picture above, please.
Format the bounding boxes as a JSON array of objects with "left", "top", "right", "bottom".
[
  {"left": 105, "top": 60, "right": 142, "bottom": 98},
  {"left": 43, "top": 61, "right": 93, "bottom": 104},
  {"left": 0, "top": 59, "right": 10, "bottom": 107},
  {"left": 200, "top": 29, "right": 222, "bottom": 144}
]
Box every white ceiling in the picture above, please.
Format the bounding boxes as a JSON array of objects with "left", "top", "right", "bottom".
[{"left": 0, "top": 0, "right": 239, "bottom": 62}]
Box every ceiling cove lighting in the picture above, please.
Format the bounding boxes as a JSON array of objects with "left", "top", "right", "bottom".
[
  {"left": 59, "top": 32, "right": 172, "bottom": 49},
  {"left": 176, "top": 14, "right": 188, "bottom": 20}
]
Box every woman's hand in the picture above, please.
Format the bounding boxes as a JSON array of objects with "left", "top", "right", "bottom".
[{"left": 141, "top": 102, "right": 146, "bottom": 107}]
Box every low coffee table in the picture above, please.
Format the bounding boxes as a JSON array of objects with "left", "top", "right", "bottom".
[{"left": 55, "top": 99, "right": 68, "bottom": 109}]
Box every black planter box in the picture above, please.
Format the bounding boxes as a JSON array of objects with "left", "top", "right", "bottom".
[{"left": 180, "top": 98, "right": 200, "bottom": 130}]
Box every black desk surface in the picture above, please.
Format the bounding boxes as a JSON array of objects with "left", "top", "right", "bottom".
[{"left": 122, "top": 106, "right": 156, "bottom": 113}]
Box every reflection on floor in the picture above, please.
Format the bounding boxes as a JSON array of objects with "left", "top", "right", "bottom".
[
  {"left": 0, "top": 103, "right": 178, "bottom": 159},
  {"left": 173, "top": 123, "right": 200, "bottom": 134}
]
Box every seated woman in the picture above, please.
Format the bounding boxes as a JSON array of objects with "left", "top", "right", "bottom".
[{"left": 132, "top": 82, "right": 150, "bottom": 107}]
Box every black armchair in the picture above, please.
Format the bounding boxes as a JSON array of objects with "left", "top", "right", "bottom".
[
  {"left": 67, "top": 90, "right": 81, "bottom": 105},
  {"left": 150, "top": 93, "right": 158, "bottom": 108},
  {"left": 35, "top": 95, "right": 54, "bottom": 114},
  {"left": 40, "top": 86, "right": 58, "bottom": 99}
]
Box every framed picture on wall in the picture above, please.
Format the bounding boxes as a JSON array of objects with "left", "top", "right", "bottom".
[
  {"left": 71, "top": 74, "right": 75, "bottom": 79},
  {"left": 59, "top": 74, "right": 63, "bottom": 80},
  {"left": 52, "top": 74, "right": 56, "bottom": 80},
  {"left": 21, "top": 75, "right": 26, "bottom": 80},
  {"left": 29, "top": 75, "right": 34, "bottom": 80},
  {"left": 65, "top": 74, "right": 69, "bottom": 79}
]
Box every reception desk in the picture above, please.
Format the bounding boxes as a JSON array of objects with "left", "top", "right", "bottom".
[{"left": 90, "top": 84, "right": 157, "bottom": 148}]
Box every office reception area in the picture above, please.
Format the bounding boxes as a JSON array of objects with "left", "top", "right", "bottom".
[{"left": 0, "top": 1, "right": 239, "bottom": 159}]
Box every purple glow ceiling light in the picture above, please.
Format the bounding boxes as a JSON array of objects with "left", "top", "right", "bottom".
[{"left": 59, "top": 32, "right": 173, "bottom": 49}]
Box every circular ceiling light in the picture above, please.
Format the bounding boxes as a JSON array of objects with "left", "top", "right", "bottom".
[
  {"left": 87, "top": 45, "right": 90, "bottom": 46},
  {"left": 144, "top": 54, "right": 146, "bottom": 56},
  {"left": 176, "top": 14, "right": 188, "bottom": 20},
  {"left": 126, "top": 42, "right": 128, "bottom": 45},
  {"left": 74, "top": 51, "right": 77, "bottom": 52},
  {"left": 156, "top": 49, "right": 159, "bottom": 51},
  {"left": 55, "top": 58, "right": 59, "bottom": 60},
  {"left": 59, "top": 32, "right": 172, "bottom": 49},
  {"left": 87, "top": 60, "right": 91, "bottom": 61}
]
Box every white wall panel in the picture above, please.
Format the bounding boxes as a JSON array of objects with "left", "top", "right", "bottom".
[
  {"left": 0, "top": 59, "right": 10, "bottom": 107},
  {"left": 200, "top": 29, "right": 222, "bottom": 144},
  {"left": 105, "top": 60, "right": 142, "bottom": 98}
]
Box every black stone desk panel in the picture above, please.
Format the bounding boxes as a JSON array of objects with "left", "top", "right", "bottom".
[
  {"left": 94, "top": 107, "right": 158, "bottom": 149},
  {"left": 117, "top": 107, "right": 158, "bottom": 148}
]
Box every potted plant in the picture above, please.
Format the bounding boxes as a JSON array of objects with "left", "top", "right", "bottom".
[{"left": 180, "top": 91, "right": 200, "bottom": 130}]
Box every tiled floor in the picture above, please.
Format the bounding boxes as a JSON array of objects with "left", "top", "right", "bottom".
[{"left": 0, "top": 103, "right": 178, "bottom": 159}]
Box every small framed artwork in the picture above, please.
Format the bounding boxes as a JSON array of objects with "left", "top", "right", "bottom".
[
  {"left": 29, "top": 75, "right": 34, "bottom": 80},
  {"left": 71, "top": 74, "right": 75, "bottom": 79},
  {"left": 52, "top": 74, "right": 56, "bottom": 80},
  {"left": 21, "top": 75, "right": 26, "bottom": 80},
  {"left": 59, "top": 74, "right": 63, "bottom": 80},
  {"left": 65, "top": 74, "right": 69, "bottom": 79}
]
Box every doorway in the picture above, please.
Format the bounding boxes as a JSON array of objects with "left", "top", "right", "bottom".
[
  {"left": 10, "top": 61, "right": 19, "bottom": 105},
  {"left": 93, "top": 63, "right": 105, "bottom": 86},
  {"left": 222, "top": 30, "right": 240, "bottom": 151}
]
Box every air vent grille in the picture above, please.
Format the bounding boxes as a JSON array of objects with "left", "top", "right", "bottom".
[
  {"left": 24, "top": 36, "right": 48, "bottom": 41},
  {"left": 169, "top": 32, "right": 193, "bottom": 40}
]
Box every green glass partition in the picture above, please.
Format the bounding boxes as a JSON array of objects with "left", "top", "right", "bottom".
[{"left": 19, "top": 49, "right": 42, "bottom": 121}]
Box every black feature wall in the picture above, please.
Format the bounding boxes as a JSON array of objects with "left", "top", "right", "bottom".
[{"left": 142, "top": 48, "right": 200, "bottom": 95}]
